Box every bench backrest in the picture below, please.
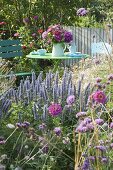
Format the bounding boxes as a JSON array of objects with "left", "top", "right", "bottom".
[{"left": 0, "top": 39, "right": 23, "bottom": 58}]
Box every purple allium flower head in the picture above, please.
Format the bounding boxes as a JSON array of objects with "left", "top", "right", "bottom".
[
  {"left": 81, "top": 158, "right": 90, "bottom": 170},
  {"left": 108, "top": 74, "right": 113, "bottom": 81},
  {"left": 94, "top": 83, "right": 102, "bottom": 89},
  {"left": 48, "top": 103, "right": 62, "bottom": 116},
  {"left": 76, "top": 112, "right": 87, "bottom": 118},
  {"left": 96, "top": 77, "right": 102, "bottom": 83},
  {"left": 64, "top": 31, "right": 73, "bottom": 43},
  {"left": 91, "top": 90, "right": 107, "bottom": 104},
  {"left": 23, "top": 17, "right": 29, "bottom": 23},
  {"left": 95, "top": 118, "right": 104, "bottom": 125},
  {"left": 39, "top": 123, "right": 46, "bottom": 130},
  {"left": 33, "top": 15, "right": 38, "bottom": 20},
  {"left": 95, "top": 145, "right": 106, "bottom": 152},
  {"left": 54, "top": 34, "right": 62, "bottom": 42},
  {"left": 54, "top": 127, "right": 61, "bottom": 136},
  {"left": 110, "top": 122, "right": 113, "bottom": 129},
  {"left": 66, "top": 95, "right": 75, "bottom": 105},
  {"left": 77, "top": 8, "right": 88, "bottom": 16}
]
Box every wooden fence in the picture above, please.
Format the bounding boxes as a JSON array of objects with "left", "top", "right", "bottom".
[{"left": 63, "top": 26, "right": 113, "bottom": 66}]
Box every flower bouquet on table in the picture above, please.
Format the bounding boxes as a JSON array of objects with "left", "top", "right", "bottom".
[{"left": 42, "top": 24, "right": 73, "bottom": 57}]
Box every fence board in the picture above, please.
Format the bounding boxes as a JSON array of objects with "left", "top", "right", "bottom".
[{"left": 64, "top": 26, "right": 113, "bottom": 66}]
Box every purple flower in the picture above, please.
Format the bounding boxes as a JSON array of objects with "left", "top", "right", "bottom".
[
  {"left": 16, "top": 122, "right": 22, "bottom": 128},
  {"left": 95, "top": 118, "right": 104, "bottom": 125},
  {"left": 48, "top": 103, "right": 62, "bottom": 116},
  {"left": 64, "top": 31, "right": 73, "bottom": 43},
  {"left": 76, "top": 112, "right": 87, "bottom": 118},
  {"left": 96, "top": 77, "right": 102, "bottom": 83},
  {"left": 66, "top": 95, "right": 75, "bottom": 105},
  {"left": 83, "top": 117, "right": 92, "bottom": 124},
  {"left": 22, "top": 121, "right": 30, "bottom": 128},
  {"left": 33, "top": 15, "right": 38, "bottom": 20},
  {"left": 53, "top": 127, "right": 61, "bottom": 136},
  {"left": 14, "top": 33, "right": 20, "bottom": 37},
  {"left": 76, "top": 125, "right": 88, "bottom": 133},
  {"left": 110, "top": 122, "right": 113, "bottom": 128},
  {"left": 81, "top": 158, "right": 90, "bottom": 170},
  {"left": 88, "top": 156, "right": 95, "bottom": 163},
  {"left": 108, "top": 74, "right": 113, "bottom": 80},
  {"left": 32, "top": 33, "right": 37, "bottom": 37},
  {"left": 77, "top": 8, "right": 88, "bottom": 16},
  {"left": 95, "top": 145, "right": 106, "bottom": 152},
  {"left": 23, "top": 17, "right": 29, "bottom": 23},
  {"left": 0, "top": 140, "right": 6, "bottom": 145},
  {"left": 39, "top": 123, "right": 46, "bottom": 130},
  {"left": 54, "top": 34, "right": 62, "bottom": 42},
  {"left": 91, "top": 90, "right": 107, "bottom": 104},
  {"left": 110, "top": 143, "right": 113, "bottom": 148},
  {"left": 101, "top": 157, "right": 108, "bottom": 164},
  {"left": 86, "top": 123, "right": 94, "bottom": 131}
]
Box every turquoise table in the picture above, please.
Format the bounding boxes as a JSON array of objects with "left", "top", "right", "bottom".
[{"left": 26, "top": 52, "right": 89, "bottom": 71}]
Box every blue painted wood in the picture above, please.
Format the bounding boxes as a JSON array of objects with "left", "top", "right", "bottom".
[
  {"left": 0, "top": 51, "right": 23, "bottom": 58},
  {"left": 0, "top": 39, "right": 20, "bottom": 46},
  {"left": 0, "top": 45, "right": 22, "bottom": 52}
]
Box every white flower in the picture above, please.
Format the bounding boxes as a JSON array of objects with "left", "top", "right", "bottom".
[{"left": 6, "top": 124, "right": 15, "bottom": 129}]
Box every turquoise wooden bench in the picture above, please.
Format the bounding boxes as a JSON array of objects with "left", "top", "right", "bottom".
[{"left": 0, "top": 39, "right": 32, "bottom": 77}]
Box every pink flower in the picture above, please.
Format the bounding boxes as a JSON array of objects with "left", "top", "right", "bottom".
[
  {"left": 92, "top": 90, "right": 107, "bottom": 104},
  {"left": 14, "top": 33, "right": 20, "bottom": 37},
  {"left": 48, "top": 103, "right": 62, "bottom": 116}
]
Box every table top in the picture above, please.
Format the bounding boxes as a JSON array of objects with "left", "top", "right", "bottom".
[{"left": 26, "top": 52, "right": 89, "bottom": 60}]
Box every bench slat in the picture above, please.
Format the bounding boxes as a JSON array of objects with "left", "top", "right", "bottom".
[
  {"left": 0, "top": 51, "right": 23, "bottom": 58},
  {"left": 0, "top": 40, "right": 21, "bottom": 46},
  {"left": 0, "top": 45, "right": 22, "bottom": 52}
]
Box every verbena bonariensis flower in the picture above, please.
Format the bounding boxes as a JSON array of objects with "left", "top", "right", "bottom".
[
  {"left": 96, "top": 77, "right": 102, "bottom": 83},
  {"left": 108, "top": 74, "right": 113, "bottom": 80},
  {"left": 39, "top": 123, "right": 46, "bottom": 130},
  {"left": 95, "top": 118, "right": 104, "bottom": 125},
  {"left": 53, "top": 127, "right": 61, "bottom": 136},
  {"left": 110, "top": 122, "right": 113, "bottom": 128},
  {"left": 77, "top": 8, "right": 88, "bottom": 16},
  {"left": 76, "top": 112, "right": 87, "bottom": 118},
  {"left": 23, "top": 17, "right": 29, "bottom": 23},
  {"left": 101, "top": 157, "right": 108, "bottom": 164},
  {"left": 81, "top": 158, "right": 90, "bottom": 170},
  {"left": 66, "top": 95, "right": 75, "bottom": 105},
  {"left": 95, "top": 145, "right": 106, "bottom": 152},
  {"left": 91, "top": 90, "right": 107, "bottom": 104},
  {"left": 48, "top": 103, "right": 62, "bottom": 116},
  {"left": 33, "top": 15, "right": 38, "bottom": 20}
]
